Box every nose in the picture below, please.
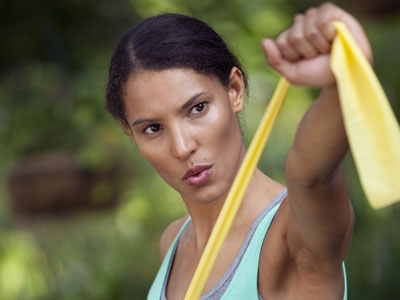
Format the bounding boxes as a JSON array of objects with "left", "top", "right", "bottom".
[{"left": 170, "top": 124, "right": 196, "bottom": 160}]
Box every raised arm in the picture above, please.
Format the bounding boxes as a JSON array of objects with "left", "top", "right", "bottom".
[{"left": 262, "top": 3, "right": 372, "bottom": 264}]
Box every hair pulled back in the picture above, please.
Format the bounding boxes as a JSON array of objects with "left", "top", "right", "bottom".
[{"left": 106, "top": 13, "right": 248, "bottom": 124}]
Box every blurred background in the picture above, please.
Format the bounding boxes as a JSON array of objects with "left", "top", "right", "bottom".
[{"left": 0, "top": 0, "right": 399, "bottom": 299}]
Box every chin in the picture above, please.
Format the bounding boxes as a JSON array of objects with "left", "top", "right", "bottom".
[{"left": 181, "top": 182, "right": 229, "bottom": 204}]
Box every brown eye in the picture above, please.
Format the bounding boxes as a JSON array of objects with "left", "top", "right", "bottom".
[
  {"left": 144, "top": 124, "right": 161, "bottom": 135},
  {"left": 191, "top": 102, "right": 207, "bottom": 115}
]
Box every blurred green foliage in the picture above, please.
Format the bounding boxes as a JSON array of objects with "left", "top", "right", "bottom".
[{"left": 0, "top": 0, "right": 399, "bottom": 299}]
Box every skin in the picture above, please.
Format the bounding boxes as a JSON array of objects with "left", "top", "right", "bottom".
[{"left": 123, "top": 3, "right": 372, "bottom": 299}]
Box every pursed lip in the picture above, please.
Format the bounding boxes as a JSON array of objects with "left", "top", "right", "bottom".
[{"left": 182, "top": 164, "right": 213, "bottom": 180}]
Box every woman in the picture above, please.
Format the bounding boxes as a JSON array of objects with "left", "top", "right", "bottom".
[{"left": 106, "top": 3, "right": 372, "bottom": 299}]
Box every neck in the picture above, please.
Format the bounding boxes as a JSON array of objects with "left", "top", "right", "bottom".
[{"left": 181, "top": 144, "right": 270, "bottom": 251}]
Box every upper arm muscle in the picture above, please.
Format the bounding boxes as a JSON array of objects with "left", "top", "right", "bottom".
[{"left": 285, "top": 164, "right": 354, "bottom": 266}]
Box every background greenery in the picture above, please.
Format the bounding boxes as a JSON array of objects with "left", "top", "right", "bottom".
[{"left": 0, "top": 0, "right": 399, "bottom": 299}]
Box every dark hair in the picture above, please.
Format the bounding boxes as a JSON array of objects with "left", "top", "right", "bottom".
[{"left": 106, "top": 13, "right": 248, "bottom": 124}]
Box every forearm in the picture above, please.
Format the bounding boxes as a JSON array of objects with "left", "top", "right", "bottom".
[
  {"left": 287, "top": 85, "right": 349, "bottom": 186},
  {"left": 262, "top": 3, "right": 372, "bottom": 187},
  {"left": 261, "top": 3, "right": 363, "bottom": 262}
]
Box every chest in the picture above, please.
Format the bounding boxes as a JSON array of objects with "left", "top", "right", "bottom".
[
  {"left": 157, "top": 197, "right": 346, "bottom": 300},
  {"left": 165, "top": 232, "right": 247, "bottom": 300}
]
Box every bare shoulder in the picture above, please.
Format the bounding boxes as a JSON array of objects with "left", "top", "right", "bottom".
[{"left": 160, "top": 215, "right": 189, "bottom": 260}]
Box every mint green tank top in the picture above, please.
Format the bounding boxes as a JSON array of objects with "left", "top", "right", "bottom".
[{"left": 147, "top": 189, "right": 347, "bottom": 300}]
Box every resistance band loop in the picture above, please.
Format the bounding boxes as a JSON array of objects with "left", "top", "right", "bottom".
[{"left": 184, "top": 21, "right": 400, "bottom": 300}]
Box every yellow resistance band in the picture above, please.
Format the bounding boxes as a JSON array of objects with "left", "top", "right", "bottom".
[
  {"left": 184, "top": 21, "right": 400, "bottom": 300},
  {"left": 331, "top": 21, "right": 400, "bottom": 209},
  {"left": 183, "top": 77, "right": 290, "bottom": 300}
]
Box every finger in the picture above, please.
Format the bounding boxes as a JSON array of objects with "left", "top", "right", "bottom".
[
  {"left": 261, "top": 38, "right": 284, "bottom": 68},
  {"left": 288, "top": 14, "right": 318, "bottom": 59},
  {"left": 261, "top": 38, "right": 298, "bottom": 82},
  {"left": 316, "top": 3, "right": 338, "bottom": 42},
  {"left": 276, "top": 30, "right": 301, "bottom": 61},
  {"left": 317, "top": 2, "right": 373, "bottom": 63},
  {"left": 304, "top": 8, "right": 331, "bottom": 54}
]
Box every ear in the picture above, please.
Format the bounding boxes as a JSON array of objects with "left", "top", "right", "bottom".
[
  {"left": 122, "top": 120, "right": 136, "bottom": 142},
  {"left": 227, "top": 67, "right": 245, "bottom": 114}
]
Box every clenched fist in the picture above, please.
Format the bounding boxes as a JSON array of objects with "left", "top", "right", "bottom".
[{"left": 262, "top": 2, "right": 372, "bottom": 88}]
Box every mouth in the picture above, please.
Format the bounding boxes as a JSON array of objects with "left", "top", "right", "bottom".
[{"left": 182, "top": 165, "right": 213, "bottom": 187}]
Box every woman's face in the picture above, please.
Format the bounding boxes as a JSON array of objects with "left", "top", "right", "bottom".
[{"left": 123, "top": 67, "right": 245, "bottom": 203}]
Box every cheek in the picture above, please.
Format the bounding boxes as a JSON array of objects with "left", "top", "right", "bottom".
[
  {"left": 201, "top": 102, "right": 241, "bottom": 151},
  {"left": 137, "top": 143, "right": 170, "bottom": 174},
  {"left": 135, "top": 137, "right": 185, "bottom": 188}
]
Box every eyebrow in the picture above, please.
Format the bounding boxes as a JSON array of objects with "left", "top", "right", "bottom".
[
  {"left": 131, "top": 92, "right": 206, "bottom": 127},
  {"left": 180, "top": 92, "right": 205, "bottom": 112}
]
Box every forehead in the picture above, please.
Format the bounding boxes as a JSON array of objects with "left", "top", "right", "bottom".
[{"left": 123, "top": 68, "right": 224, "bottom": 117}]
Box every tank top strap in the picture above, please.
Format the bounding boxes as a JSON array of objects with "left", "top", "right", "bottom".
[
  {"left": 147, "top": 216, "right": 191, "bottom": 300},
  {"left": 220, "top": 189, "right": 287, "bottom": 299}
]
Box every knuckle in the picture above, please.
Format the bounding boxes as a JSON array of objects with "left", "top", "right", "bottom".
[
  {"left": 276, "top": 28, "right": 288, "bottom": 40},
  {"left": 294, "top": 13, "right": 304, "bottom": 22},
  {"left": 318, "top": 18, "right": 332, "bottom": 30},
  {"left": 321, "top": 2, "right": 335, "bottom": 10},
  {"left": 276, "top": 40, "right": 288, "bottom": 49},
  {"left": 305, "top": 7, "right": 318, "bottom": 16},
  {"left": 316, "top": 18, "right": 324, "bottom": 29},
  {"left": 289, "top": 33, "right": 303, "bottom": 46},
  {"left": 306, "top": 29, "right": 319, "bottom": 41},
  {"left": 276, "top": 35, "right": 288, "bottom": 47}
]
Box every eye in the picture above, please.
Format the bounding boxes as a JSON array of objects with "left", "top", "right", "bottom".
[
  {"left": 143, "top": 123, "right": 162, "bottom": 135},
  {"left": 190, "top": 102, "right": 207, "bottom": 115}
]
